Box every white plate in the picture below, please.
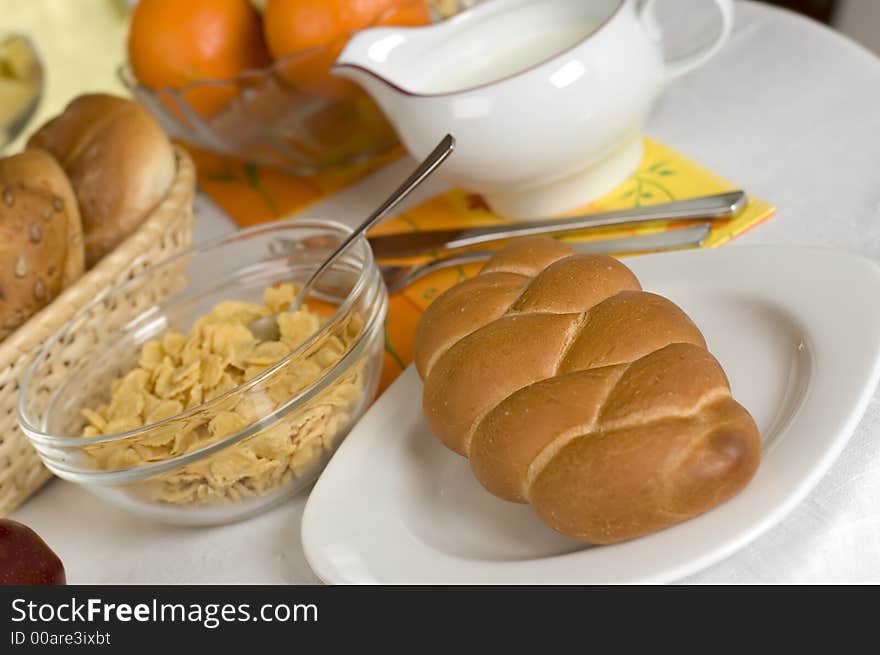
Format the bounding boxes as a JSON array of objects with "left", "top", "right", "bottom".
[{"left": 302, "top": 246, "right": 880, "bottom": 584}]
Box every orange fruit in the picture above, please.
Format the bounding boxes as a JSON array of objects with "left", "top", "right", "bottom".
[
  {"left": 263, "top": 0, "right": 432, "bottom": 97},
  {"left": 128, "top": 0, "right": 271, "bottom": 116},
  {"left": 264, "top": 0, "right": 433, "bottom": 55}
]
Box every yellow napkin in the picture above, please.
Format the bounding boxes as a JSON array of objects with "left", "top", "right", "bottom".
[
  {"left": 364, "top": 138, "right": 774, "bottom": 391},
  {"left": 372, "top": 138, "right": 773, "bottom": 249}
]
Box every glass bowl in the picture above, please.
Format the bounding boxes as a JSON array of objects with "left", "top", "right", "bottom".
[
  {"left": 18, "top": 221, "right": 387, "bottom": 525},
  {"left": 119, "top": 0, "right": 477, "bottom": 174}
]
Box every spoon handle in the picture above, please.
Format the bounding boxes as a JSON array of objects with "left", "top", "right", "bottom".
[{"left": 301, "top": 134, "right": 456, "bottom": 294}]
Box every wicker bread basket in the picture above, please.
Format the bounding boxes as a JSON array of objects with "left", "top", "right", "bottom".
[{"left": 0, "top": 146, "right": 196, "bottom": 516}]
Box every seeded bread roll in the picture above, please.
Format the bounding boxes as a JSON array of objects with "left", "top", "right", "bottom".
[
  {"left": 413, "top": 237, "right": 761, "bottom": 545},
  {"left": 0, "top": 148, "right": 84, "bottom": 339},
  {"left": 28, "top": 94, "right": 175, "bottom": 268}
]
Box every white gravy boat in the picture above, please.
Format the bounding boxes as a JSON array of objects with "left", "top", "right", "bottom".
[{"left": 334, "top": 0, "right": 734, "bottom": 219}]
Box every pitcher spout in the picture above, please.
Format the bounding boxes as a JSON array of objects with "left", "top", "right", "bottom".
[{"left": 332, "top": 27, "right": 412, "bottom": 96}]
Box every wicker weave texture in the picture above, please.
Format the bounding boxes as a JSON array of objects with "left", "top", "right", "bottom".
[{"left": 0, "top": 147, "right": 196, "bottom": 516}]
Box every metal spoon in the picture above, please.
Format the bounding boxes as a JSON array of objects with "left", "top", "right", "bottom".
[{"left": 248, "top": 134, "right": 456, "bottom": 341}]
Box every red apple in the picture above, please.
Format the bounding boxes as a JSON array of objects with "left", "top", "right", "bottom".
[{"left": 0, "top": 519, "right": 66, "bottom": 585}]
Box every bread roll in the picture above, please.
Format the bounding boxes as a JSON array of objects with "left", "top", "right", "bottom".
[
  {"left": 0, "top": 148, "right": 84, "bottom": 339},
  {"left": 414, "top": 237, "right": 761, "bottom": 544},
  {"left": 28, "top": 94, "right": 175, "bottom": 268}
]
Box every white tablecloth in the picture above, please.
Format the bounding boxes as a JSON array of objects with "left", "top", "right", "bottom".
[{"left": 12, "top": 1, "right": 880, "bottom": 584}]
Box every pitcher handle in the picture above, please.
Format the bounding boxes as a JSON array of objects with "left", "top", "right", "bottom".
[{"left": 639, "top": 0, "right": 735, "bottom": 80}]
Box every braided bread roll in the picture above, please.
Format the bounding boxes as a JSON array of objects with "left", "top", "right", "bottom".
[{"left": 413, "top": 237, "right": 761, "bottom": 544}]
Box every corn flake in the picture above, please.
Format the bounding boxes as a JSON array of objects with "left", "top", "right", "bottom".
[{"left": 80, "top": 283, "right": 366, "bottom": 507}]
